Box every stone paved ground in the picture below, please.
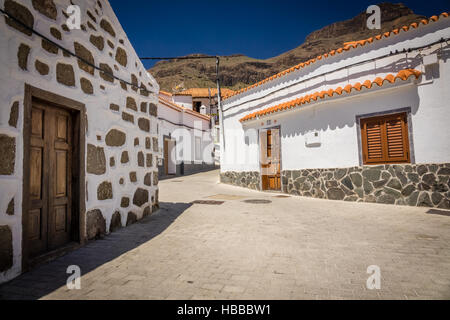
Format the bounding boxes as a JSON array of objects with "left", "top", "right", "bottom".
[{"left": 1, "top": 170, "right": 450, "bottom": 300}]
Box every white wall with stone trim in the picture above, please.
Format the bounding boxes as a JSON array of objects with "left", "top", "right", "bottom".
[
  {"left": 220, "top": 17, "right": 450, "bottom": 173},
  {"left": 0, "top": 0, "right": 161, "bottom": 283}
]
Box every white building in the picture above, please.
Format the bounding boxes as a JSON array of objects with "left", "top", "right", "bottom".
[
  {"left": 220, "top": 12, "right": 450, "bottom": 209},
  {"left": 0, "top": 0, "right": 160, "bottom": 283},
  {"left": 158, "top": 91, "right": 216, "bottom": 177}
]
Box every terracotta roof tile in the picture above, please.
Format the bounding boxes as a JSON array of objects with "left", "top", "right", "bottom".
[
  {"left": 174, "top": 88, "right": 236, "bottom": 98},
  {"left": 224, "top": 12, "right": 448, "bottom": 101},
  {"left": 239, "top": 69, "right": 421, "bottom": 122}
]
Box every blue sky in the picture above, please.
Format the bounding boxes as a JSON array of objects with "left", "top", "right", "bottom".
[{"left": 109, "top": 0, "right": 449, "bottom": 69}]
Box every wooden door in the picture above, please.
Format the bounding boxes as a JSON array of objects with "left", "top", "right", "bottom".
[
  {"left": 164, "top": 139, "right": 169, "bottom": 175},
  {"left": 260, "top": 128, "right": 281, "bottom": 191},
  {"left": 28, "top": 102, "right": 73, "bottom": 258}
]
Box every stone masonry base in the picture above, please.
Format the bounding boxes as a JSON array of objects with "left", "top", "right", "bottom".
[{"left": 220, "top": 163, "right": 450, "bottom": 209}]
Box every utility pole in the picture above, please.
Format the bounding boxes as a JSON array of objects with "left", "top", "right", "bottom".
[{"left": 215, "top": 56, "right": 225, "bottom": 154}]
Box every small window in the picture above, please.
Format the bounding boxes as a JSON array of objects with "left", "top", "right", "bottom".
[
  {"left": 193, "top": 101, "right": 202, "bottom": 113},
  {"left": 195, "top": 137, "right": 202, "bottom": 161},
  {"left": 360, "top": 112, "right": 410, "bottom": 165}
]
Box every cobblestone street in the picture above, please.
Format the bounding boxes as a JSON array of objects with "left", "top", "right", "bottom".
[{"left": 1, "top": 170, "right": 450, "bottom": 300}]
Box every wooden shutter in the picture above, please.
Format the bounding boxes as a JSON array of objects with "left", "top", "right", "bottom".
[{"left": 361, "top": 113, "right": 410, "bottom": 165}]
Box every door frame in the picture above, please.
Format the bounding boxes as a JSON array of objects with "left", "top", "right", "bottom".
[
  {"left": 163, "top": 134, "right": 177, "bottom": 176},
  {"left": 22, "top": 84, "right": 87, "bottom": 271},
  {"left": 257, "top": 124, "right": 282, "bottom": 191}
]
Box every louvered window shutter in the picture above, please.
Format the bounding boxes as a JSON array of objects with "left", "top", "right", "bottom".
[
  {"left": 361, "top": 113, "right": 410, "bottom": 165},
  {"left": 385, "top": 114, "right": 409, "bottom": 162}
]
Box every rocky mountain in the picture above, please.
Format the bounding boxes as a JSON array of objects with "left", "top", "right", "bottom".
[{"left": 148, "top": 3, "right": 426, "bottom": 92}]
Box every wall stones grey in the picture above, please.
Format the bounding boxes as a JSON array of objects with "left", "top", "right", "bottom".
[
  {"left": 105, "top": 129, "right": 126, "bottom": 147},
  {"left": 131, "top": 74, "right": 138, "bottom": 91},
  {"left": 74, "top": 42, "right": 94, "bottom": 75},
  {"left": 126, "top": 212, "right": 137, "bottom": 226},
  {"left": 50, "top": 27, "right": 61, "bottom": 40},
  {"left": 99, "top": 63, "right": 114, "bottom": 82},
  {"left": 221, "top": 164, "right": 450, "bottom": 208},
  {"left": 133, "top": 188, "right": 148, "bottom": 207},
  {"left": 130, "top": 171, "right": 137, "bottom": 183},
  {"left": 97, "top": 181, "right": 113, "bottom": 200},
  {"left": 138, "top": 118, "right": 150, "bottom": 132},
  {"left": 56, "top": 63, "right": 75, "bottom": 86},
  {"left": 126, "top": 97, "right": 137, "bottom": 111},
  {"left": 281, "top": 164, "right": 450, "bottom": 208},
  {"left": 109, "top": 103, "right": 119, "bottom": 112},
  {"left": 4, "top": 0, "right": 34, "bottom": 36},
  {"left": 17, "top": 43, "right": 30, "bottom": 70},
  {"left": 144, "top": 172, "right": 152, "bottom": 186},
  {"left": 42, "top": 39, "right": 58, "bottom": 54},
  {"left": 122, "top": 112, "right": 134, "bottom": 123},
  {"left": 115, "top": 47, "right": 127, "bottom": 67},
  {"left": 143, "top": 206, "right": 151, "bottom": 218},
  {"left": 220, "top": 171, "right": 261, "bottom": 190},
  {"left": 0, "top": 135, "right": 15, "bottom": 175},
  {"left": 149, "top": 103, "right": 158, "bottom": 117},
  {"left": 86, "top": 209, "right": 106, "bottom": 240},
  {"left": 86, "top": 10, "right": 97, "bottom": 23},
  {"left": 80, "top": 77, "right": 94, "bottom": 94},
  {"left": 6, "top": 198, "right": 14, "bottom": 216},
  {"left": 9, "top": 101, "right": 19, "bottom": 128},
  {"left": 121, "top": 151, "right": 129, "bottom": 164},
  {"left": 121, "top": 197, "right": 129, "bottom": 208},
  {"left": 109, "top": 211, "right": 122, "bottom": 232},
  {"left": 31, "top": 0, "right": 57, "bottom": 20},
  {"left": 87, "top": 144, "right": 106, "bottom": 175},
  {"left": 100, "top": 19, "right": 116, "bottom": 37},
  {"left": 0, "top": 225, "right": 13, "bottom": 272},
  {"left": 90, "top": 35, "right": 104, "bottom": 51},
  {"left": 153, "top": 171, "right": 158, "bottom": 186},
  {"left": 35, "top": 59, "right": 49, "bottom": 75},
  {"left": 137, "top": 151, "right": 144, "bottom": 167}
]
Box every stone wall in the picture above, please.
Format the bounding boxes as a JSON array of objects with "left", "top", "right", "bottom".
[
  {"left": 0, "top": 0, "right": 161, "bottom": 283},
  {"left": 220, "top": 163, "right": 450, "bottom": 209},
  {"left": 220, "top": 171, "right": 261, "bottom": 190}
]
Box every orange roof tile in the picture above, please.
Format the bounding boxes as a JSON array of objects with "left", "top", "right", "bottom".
[
  {"left": 174, "top": 88, "right": 236, "bottom": 98},
  {"left": 239, "top": 69, "right": 421, "bottom": 122},
  {"left": 224, "top": 12, "right": 448, "bottom": 101}
]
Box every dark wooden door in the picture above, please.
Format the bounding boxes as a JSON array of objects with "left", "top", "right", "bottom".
[
  {"left": 164, "top": 139, "right": 169, "bottom": 175},
  {"left": 260, "top": 128, "right": 281, "bottom": 191},
  {"left": 28, "top": 102, "right": 73, "bottom": 258}
]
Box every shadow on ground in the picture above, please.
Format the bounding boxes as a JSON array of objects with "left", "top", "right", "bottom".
[{"left": 0, "top": 202, "right": 191, "bottom": 300}]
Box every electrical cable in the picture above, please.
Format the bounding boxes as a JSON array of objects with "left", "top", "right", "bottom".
[{"left": 222, "top": 37, "right": 449, "bottom": 112}]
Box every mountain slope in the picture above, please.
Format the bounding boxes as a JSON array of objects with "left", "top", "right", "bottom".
[{"left": 149, "top": 3, "right": 426, "bottom": 92}]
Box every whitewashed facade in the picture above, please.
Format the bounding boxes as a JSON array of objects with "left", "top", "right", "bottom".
[
  {"left": 220, "top": 13, "right": 450, "bottom": 209},
  {"left": 0, "top": 0, "right": 160, "bottom": 283},
  {"left": 158, "top": 94, "right": 216, "bottom": 177}
]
